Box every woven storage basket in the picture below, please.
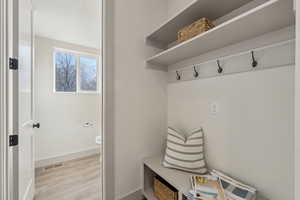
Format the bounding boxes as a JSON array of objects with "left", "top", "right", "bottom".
[
  {"left": 154, "top": 177, "right": 178, "bottom": 200},
  {"left": 177, "top": 18, "right": 215, "bottom": 44}
]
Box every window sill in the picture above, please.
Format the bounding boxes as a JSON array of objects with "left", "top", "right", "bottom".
[{"left": 53, "top": 91, "right": 101, "bottom": 95}]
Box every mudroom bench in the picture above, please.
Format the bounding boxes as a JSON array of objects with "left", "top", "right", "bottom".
[{"left": 142, "top": 156, "right": 267, "bottom": 200}]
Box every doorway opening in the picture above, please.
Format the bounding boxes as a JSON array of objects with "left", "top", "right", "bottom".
[{"left": 28, "top": 0, "right": 103, "bottom": 199}]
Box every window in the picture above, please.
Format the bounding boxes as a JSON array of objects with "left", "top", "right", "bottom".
[
  {"left": 79, "top": 57, "right": 97, "bottom": 91},
  {"left": 55, "top": 51, "right": 77, "bottom": 92},
  {"left": 54, "top": 49, "right": 99, "bottom": 93}
]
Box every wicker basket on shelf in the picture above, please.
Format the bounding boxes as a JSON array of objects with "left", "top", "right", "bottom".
[
  {"left": 154, "top": 176, "right": 178, "bottom": 200},
  {"left": 177, "top": 18, "right": 215, "bottom": 44}
]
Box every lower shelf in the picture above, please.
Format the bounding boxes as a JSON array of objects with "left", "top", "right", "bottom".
[
  {"left": 143, "top": 156, "right": 192, "bottom": 200},
  {"left": 143, "top": 188, "right": 187, "bottom": 200}
]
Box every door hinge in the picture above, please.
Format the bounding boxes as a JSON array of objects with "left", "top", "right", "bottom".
[
  {"left": 9, "top": 58, "right": 18, "bottom": 70},
  {"left": 9, "top": 135, "right": 18, "bottom": 146}
]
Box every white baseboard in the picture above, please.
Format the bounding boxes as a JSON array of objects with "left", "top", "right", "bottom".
[
  {"left": 35, "top": 147, "right": 101, "bottom": 169},
  {"left": 117, "top": 188, "right": 143, "bottom": 200}
]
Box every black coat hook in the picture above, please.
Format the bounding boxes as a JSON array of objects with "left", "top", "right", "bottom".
[
  {"left": 217, "top": 60, "right": 223, "bottom": 74},
  {"left": 193, "top": 66, "right": 199, "bottom": 78},
  {"left": 176, "top": 71, "right": 181, "bottom": 80},
  {"left": 251, "top": 51, "right": 258, "bottom": 68}
]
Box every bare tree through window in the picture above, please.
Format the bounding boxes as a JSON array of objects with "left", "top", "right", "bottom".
[
  {"left": 55, "top": 51, "right": 77, "bottom": 92},
  {"left": 54, "top": 50, "right": 99, "bottom": 93},
  {"left": 80, "top": 57, "right": 97, "bottom": 91}
]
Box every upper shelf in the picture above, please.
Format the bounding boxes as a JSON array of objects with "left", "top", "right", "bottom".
[
  {"left": 146, "top": 0, "right": 254, "bottom": 47},
  {"left": 146, "top": 0, "right": 294, "bottom": 66}
]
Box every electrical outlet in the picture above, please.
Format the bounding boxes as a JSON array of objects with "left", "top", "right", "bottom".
[
  {"left": 95, "top": 136, "right": 102, "bottom": 145},
  {"left": 210, "top": 102, "right": 218, "bottom": 115}
]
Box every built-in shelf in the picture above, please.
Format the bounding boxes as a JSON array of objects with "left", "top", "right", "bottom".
[
  {"left": 146, "top": 0, "right": 254, "bottom": 47},
  {"left": 146, "top": 0, "right": 294, "bottom": 67}
]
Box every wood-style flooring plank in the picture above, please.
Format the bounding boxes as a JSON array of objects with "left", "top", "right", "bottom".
[{"left": 35, "top": 154, "right": 102, "bottom": 200}]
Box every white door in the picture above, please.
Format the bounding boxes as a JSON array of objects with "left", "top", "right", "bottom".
[
  {"left": 18, "top": 0, "right": 35, "bottom": 199},
  {"left": 7, "top": 0, "right": 35, "bottom": 199}
]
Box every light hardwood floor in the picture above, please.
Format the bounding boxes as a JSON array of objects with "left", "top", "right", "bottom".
[{"left": 35, "top": 154, "right": 102, "bottom": 200}]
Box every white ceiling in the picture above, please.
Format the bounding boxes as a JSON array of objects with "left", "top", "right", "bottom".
[{"left": 33, "top": 0, "right": 101, "bottom": 49}]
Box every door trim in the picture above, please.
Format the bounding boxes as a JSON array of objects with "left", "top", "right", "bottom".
[
  {"left": 0, "top": 0, "right": 8, "bottom": 199},
  {"left": 23, "top": 178, "right": 34, "bottom": 200},
  {"left": 295, "top": 1, "right": 299, "bottom": 199},
  {"left": 1, "top": 0, "right": 115, "bottom": 199},
  {"left": 102, "top": 0, "right": 115, "bottom": 199},
  {"left": 1, "top": 0, "right": 19, "bottom": 199},
  {"left": 6, "top": 0, "right": 19, "bottom": 200}
]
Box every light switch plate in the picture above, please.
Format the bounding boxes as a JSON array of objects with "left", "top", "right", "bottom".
[{"left": 210, "top": 102, "right": 218, "bottom": 115}]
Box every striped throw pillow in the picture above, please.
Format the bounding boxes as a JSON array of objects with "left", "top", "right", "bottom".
[{"left": 163, "top": 127, "right": 208, "bottom": 174}]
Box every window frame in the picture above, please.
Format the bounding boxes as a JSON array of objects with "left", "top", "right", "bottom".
[{"left": 53, "top": 48, "right": 100, "bottom": 94}]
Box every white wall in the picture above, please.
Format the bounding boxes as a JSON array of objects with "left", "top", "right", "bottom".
[
  {"left": 167, "top": 2, "right": 295, "bottom": 200},
  {"left": 34, "top": 36, "right": 101, "bottom": 163},
  {"left": 167, "top": 0, "right": 192, "bottom": 19},
  {"left": 113, "top": 0, "right": 168, "bottom": 198},
  {"left": 168, "top": 66, "right": 294, "bottom": 200}
]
